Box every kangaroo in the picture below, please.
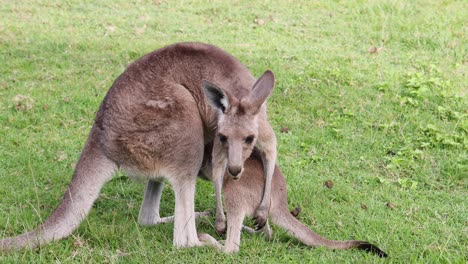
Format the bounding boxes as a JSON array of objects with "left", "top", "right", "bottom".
[
  {"left": 0, "top": 42, "right": 277, "bottom": 250},
  {"left": 198, "top": 147, "right": 388, "bottom": 257}
]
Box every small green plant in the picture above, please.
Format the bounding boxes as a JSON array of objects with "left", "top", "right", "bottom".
[{"left": 419, "top": 124, "right": 466, "bottom": 149}]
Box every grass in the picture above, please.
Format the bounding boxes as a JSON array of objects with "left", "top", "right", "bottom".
[{"left": 0, "top": 0, "right": 466, "bottom": 263}]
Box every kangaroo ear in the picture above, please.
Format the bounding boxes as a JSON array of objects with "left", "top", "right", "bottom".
[
  {"left": 242, "top": 70, "right": 275, "bottom": 114},
  {"left": 202, "top": 80, "right": 229, "bottom": 113}
]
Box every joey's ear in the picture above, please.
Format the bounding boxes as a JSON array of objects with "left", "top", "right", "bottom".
[
  {"left": 202, "top": 80, "right": 229, "bottom": 113},
  {"left": 242, "top": 70, "right": 275, "bottom": 113}
]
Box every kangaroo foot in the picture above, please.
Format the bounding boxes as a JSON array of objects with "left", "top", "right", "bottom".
[
  {"left": 198, "top": 233, "right": 223, "bottom": 251},
  {"left": 139, "top": 211, "right": 211, "bottom": 226}
]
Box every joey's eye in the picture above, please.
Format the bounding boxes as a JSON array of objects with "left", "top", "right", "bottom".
[
  {"left": 244, "top": 135, "right": 255, "bottom": 144},
  {"left": 219, "top": 134, "right": 228, "bottom": 143}
]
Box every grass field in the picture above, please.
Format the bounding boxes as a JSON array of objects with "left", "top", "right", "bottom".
[{"left": 0, "top": 0, "right": 466, "bottom": 263}]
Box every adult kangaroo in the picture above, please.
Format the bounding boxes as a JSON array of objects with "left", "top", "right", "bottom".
[
  {"left": 0, "top": 42, "right": 277, "bottom": 250},
  {"left": 198, "top": 147, "right": 387, "bottom": 257}
]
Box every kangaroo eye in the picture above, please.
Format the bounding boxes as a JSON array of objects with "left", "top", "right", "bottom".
[
  {"left": 219, "top": 134, "right": 228, "bottom": 143},
  {"left": 244, "top": 135, "right": 255, "bottom": 144}
]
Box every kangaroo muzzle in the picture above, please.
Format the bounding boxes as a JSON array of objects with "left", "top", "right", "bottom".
[
  {"left": 227, "top": 166, "right": 243, "bottom": 179},
  {"left": 227, "top": 142, "right": 244, "bottom": 179}
]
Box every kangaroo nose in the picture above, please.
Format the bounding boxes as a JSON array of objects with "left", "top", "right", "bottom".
[{"left": 228, "top": 166, "right": 242, "bottom": 177}]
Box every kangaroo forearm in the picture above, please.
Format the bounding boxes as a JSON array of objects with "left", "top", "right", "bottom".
[
  {"left": 214, "top": 174, "right": 225, "bottom": 219},
  {"left": 259, "top": 133, "right": 277, "bottom": 209},
  {"left": 211, "top": 150, "right": 228, "bottom": 234},
  {"left": 260, "top": 157, "right": 274, "bottom": 207}
]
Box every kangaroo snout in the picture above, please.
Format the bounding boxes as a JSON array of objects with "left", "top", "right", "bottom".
[{"left": 227, "top": 166, "right": 243, "bottom": 179}]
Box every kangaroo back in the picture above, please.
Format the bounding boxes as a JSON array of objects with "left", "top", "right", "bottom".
[{"left": 0, "top": 126, "right": 117, "bottom": 250}]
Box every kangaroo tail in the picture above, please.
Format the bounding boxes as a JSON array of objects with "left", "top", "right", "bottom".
[
  {"left": 270, "top": 208, "right": 387, "bottom": 257},
  {"left": 0, "top": 131, "right": 117, "bottom": 251}
]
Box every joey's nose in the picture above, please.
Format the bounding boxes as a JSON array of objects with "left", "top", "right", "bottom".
[{"left": 228, "top": 166, "right": 242, "bottom": 177}]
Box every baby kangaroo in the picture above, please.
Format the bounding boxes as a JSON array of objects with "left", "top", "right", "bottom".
[{"left": 199, "top": 148, "right": 388, "bottom": 257}]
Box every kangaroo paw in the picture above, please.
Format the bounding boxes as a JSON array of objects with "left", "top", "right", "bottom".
[
  {"left": 214, "top": 210, "right": 227, "bottom": 235},
  {"left": 215, "top": 218, "right": 227, "bottom": 235},
  {"left": 253, "top": 206, "right": 268, "bottom": 230},
  {"left": 290, "top": 207, "right": 302, "bottom": 218}
]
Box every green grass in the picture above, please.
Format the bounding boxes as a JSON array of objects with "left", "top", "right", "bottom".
[{"left": 0, "top": 0, "right": 466, "bottom": 263}]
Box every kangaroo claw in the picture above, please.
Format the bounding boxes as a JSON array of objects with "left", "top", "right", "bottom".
[{"left": 253, "top": 216, "right": 267, "bottom": 231}]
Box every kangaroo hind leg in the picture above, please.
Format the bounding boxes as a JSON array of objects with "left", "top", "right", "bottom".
[
  {"left": 138, "top": 179, "right": 174, "bottom": 225},
  {"left": 198, "top": 210, "right": 246, "bottom": 254},
  {"left": 138, "top": 179, "right": 210, "bottom": 226},
  {"left": 223, "top": 210, "right": 246, "bottom": 253},
  {"left": 169, "top": 174, "right": 202, "bottom": 247}
]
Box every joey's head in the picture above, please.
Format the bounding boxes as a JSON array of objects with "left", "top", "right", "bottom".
[{"left": 203, "top": 70, "right": 275, "bottom": 180}]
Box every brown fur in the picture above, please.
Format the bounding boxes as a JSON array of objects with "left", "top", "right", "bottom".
[
  {"left": 199, "top": 148, "right": 388, "bottom": 257},
  {"left": 0, "top": 42, "right": 277, "bottom": 250}
]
